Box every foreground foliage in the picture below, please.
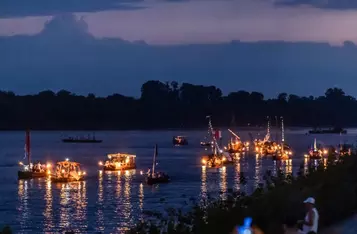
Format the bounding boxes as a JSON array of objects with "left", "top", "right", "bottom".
[{"left": 129, "top": 155, "right": 357, "bottom": 234}]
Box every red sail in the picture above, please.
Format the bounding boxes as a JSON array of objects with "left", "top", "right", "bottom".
[{"left": 25, "top": 129, "right": 31, "bottom": 164}]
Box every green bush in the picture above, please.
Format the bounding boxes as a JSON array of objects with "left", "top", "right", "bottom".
[{"left": 128, "top": 155, "right": 357, "bottom": 234}]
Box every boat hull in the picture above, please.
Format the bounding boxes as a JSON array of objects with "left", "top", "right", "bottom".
[
  {"left": 102, "top": 165, "right": 136, "bottom": 171},
  {"left": 62, "top": 139, "right": 102, "bottom": 143},
  {"left": 51, "top": 177, "right": 84, "bottom": 183},
  {"left": 146, "top": 176, "right": 170, "bottom": 185},
  {"left": 18, "top": 171, "right": 47, "bottom": 179}
]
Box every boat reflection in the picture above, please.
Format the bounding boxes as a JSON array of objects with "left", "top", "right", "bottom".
[
  {"left": 43, "top": 178, "right": 54, "bottom": 232},
  {"left": 96, "top": 170, "right": 105, "bottom": 232},
  {"left": 58, "top": 181, "right": 87, "bottom": 231},
  {"left": 219, "top": 166, "right": 227, "bottom": 200},
  {"left": 18, "top": 180, "right": 29, "bottom": 229},
  {"left": 115, "top": 170, "right": 134, "bottom": 233},
  {"left": 200, "top": 165, "right": 207, "bottom": 205},
  {"left": 254, "top": 154, "right": 263, "bottom": 189},
  {"left": 234, "top": 161, "right": 241, "bottom": 192}
]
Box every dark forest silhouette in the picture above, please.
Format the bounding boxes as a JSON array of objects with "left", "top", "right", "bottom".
[{"left": 0, "top": 80, "right": 355, "bottom": 130}]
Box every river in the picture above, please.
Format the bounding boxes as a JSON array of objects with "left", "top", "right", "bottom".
[{"left": 0, "top": 129, "right": 356, "bottom": 233}]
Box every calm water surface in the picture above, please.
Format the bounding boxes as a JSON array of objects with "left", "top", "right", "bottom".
[{"left": 0, "top": 129, "right": 356, "bottom": 233}]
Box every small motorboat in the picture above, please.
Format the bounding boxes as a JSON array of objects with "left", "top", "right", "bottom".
[
  {"left": 62, "top": 133, "right": 102, "bottom": 143},
  {"left": 51, "top": 159, "right": 86, "bottom": 183},
  {"left": 200, "top": 141, "right": 212, "bottom": 147},
  {"left": 145, "top": 144, "right": 170, "bottom": 185},
  {"left": 18, "top": 130, "right": 52, "bottom": 179},
  {"left": 172, "top": 136, "right": 188, "bottom": 146},
  {"left": 99, "top": 153, "right": 136, "bottom": 171}
]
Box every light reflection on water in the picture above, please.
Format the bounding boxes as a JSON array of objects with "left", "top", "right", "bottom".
[{"left": 44, "top": 178, "right": 53, "bottom": 232}]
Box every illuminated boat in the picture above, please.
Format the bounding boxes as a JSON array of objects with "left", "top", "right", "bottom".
[
  {"left": 224, "top": 129, "right": 250, "bottom": 153},
  {"left": 51, "top": 159, "right": 86, "bottom": 183},
  {"left": 99, "top": 153, "right": 136, "bottom": 171},
  {"left": 172, "top": 136, "right": 188, "bottom": 146},
  {"left": 338, "top": 144, "right": 352, "bottom": 156},
  {"left": 18, "top": 130, "right": 52, "bottom": 179},
  {"left": 304, "top": 138, "right": 328, "bottom": 160},
  {"left": 201, "top": 116, "right": 234, "bottom": 168},
  {"left": 146, "top": 144, "right": 170, "bottom": 185},
  {"left": 62, "top": 133, "right": 102, "bottom": 143}
]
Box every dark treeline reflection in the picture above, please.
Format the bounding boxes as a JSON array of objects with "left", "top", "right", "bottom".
[{"left": 0, "top": 81, "right": 355, "bottom": 129}]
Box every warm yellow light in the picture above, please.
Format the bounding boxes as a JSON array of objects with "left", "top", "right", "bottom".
[
  {"left": 19, "top": 161, "right": 23, "bottom": 166},
  {"left": 201, "top": 159, "right": 206, "bottom": 164},
  {"left": 304, "top": 154, "right": 308, "bottom": 158},
  {"left": 61, "top": 169, "right": 65, "bottom": 173},
  {"left": 323, "top": 150, "right": 328, "bottom": 155},
  {"left": 46, "top": 163, "right": 52, "bottom": 168},
  {"left": 99, "top": 170, "right": 102, "bottom": 174},
  {"left": 83, "top": 171, "right": 86, "bottom": 175},
  {"left": 98, "top": 161, "right": 103, "bottom": 166},
  {"left": 78, "top": 172, "right": 81, "bottom": 176},
  {"left": 125, "top": 170, "right": 129, "bottom": 175},
  {"left": 47, "top": 170, "right": 51, "bottom": 175},
  {"left": 125, "top": 158, "right": 129, "bottom": 163},
  {"left": 222, "top": 157, "right": 226, "bottom": 161},
  {"left": 255, "top": 147, "right": 259, "bottom": 152}
]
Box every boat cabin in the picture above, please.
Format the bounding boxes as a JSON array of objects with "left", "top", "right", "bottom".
[
  {"left": 173, "top": 136, "right": 188, "bottom": 145},
  {"left": 52, "top": 159, "right": 85, "bottom": 182},
  {"left": 99, "top": 153, "right": 136, "bottom": 171}
]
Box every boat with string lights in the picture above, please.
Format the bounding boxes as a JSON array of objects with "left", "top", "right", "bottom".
[
  {"left": 304, "top": 138, "right": 328, "bottom": 160},
  {"left": 255, "top": 117, "right": 293, "bottom": 158},
  {"left": 338, "top": 143, "right": 352, "bottom": 156},
  {"left": 201, "top": 116, "right": 233, "bottom": 168},
  {"left": 98, "top": 153, "right": 136, "bottom": 171},
  {"left": 18, "top": 130, "right": 52, "bottom": 179},
  {"left": 51, "top": 158, "right": 86, "bottom": 183},
  {"left": 224, "top": 129, "right": 250, "bottom": 154}
]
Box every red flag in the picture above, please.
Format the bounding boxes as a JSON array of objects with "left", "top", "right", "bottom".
[{"left": 214, "top": 130, "right": 221, "bottom": 139}]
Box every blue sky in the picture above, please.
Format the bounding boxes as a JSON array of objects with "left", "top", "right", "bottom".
[{"left": 1, "top": 0, "right": 357, "bottom": 98}]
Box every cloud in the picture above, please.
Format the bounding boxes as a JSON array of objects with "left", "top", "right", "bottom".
[
  {"left": 275, "top": 0, "right": 357, "bottom": 9},
  {"left": 1, "top": 14, "right": 357, "bottom": 98},
  {"left": 0, "top": 0, "right": 144, "bottom": 18}
]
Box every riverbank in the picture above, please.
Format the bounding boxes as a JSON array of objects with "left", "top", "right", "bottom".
[{"left": 129, "top": 154, "right": 357, "bottom": 234}]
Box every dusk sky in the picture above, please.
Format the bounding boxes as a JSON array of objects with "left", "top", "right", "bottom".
[{"left": 1, "top": 0, "right": 357, "bottom": 98}]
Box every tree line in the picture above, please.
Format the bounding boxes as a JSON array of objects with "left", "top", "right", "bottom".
[{"left": 0, "top": 80, "right": 355, "bottom": 130}]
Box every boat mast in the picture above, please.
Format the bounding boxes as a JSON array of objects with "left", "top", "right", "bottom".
[
  {"left": 25, "top": 129, "right": 31, "bottom": 165},
  {"left": 281, "top": 116, "right": 285, "bottom": 143},
  {"left": 152, "top": 144, "right": 157, "bottom": 175},
  {"left": 275, "top": 116, "right": 278, "bottom": 142},
  {"left": 207, "top": 116, "right": 221, "bottom": 154},
  {"left": 264, "top": 116, "right": 271, "bottom": 142},
  {"left": 314, "top": 138, "right": 317, "bottom": 151}
]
